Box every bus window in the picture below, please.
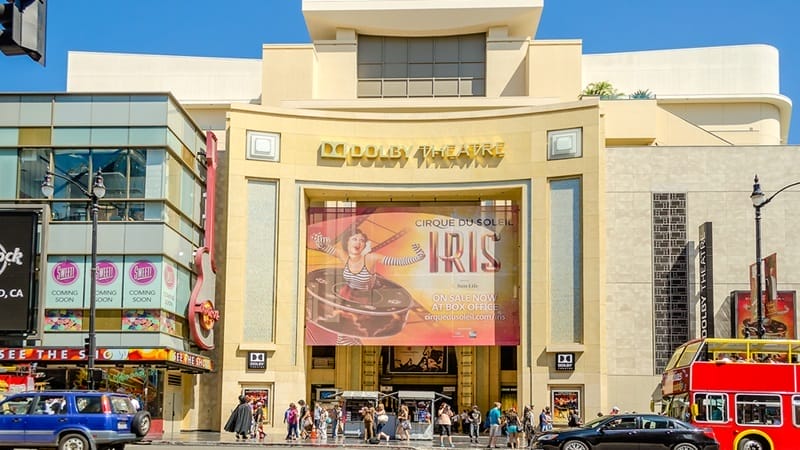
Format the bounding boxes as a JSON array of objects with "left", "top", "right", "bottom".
[
  {"left": 793, "top": 396, "right": 800, "bottom": 426},
  {"left": 694, "top": 393, "right": 727, "bottom": 422},
  {"left": 663, "top": 393, "right": 690, "bottom": 422},
  {"left": 676, "top": 342, "right": 701, "bottom": 368},
  {"left": 736, "top": 394, "right": 781, "bottom": 426}
]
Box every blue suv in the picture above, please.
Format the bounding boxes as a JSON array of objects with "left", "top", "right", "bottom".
[{"left": 0, "top": 390, "right": 151, "bottom": 450}]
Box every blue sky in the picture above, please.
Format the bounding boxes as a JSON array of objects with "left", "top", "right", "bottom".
[{"left": 2, "top": 0, "right": 798, "bottom": 143}]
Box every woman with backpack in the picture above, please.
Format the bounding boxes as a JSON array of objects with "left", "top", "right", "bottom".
[{"left": 284, "top": 403, "right": 299, "bottom": 440}]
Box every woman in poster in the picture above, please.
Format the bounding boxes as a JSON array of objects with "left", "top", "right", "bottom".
[{"left": 312, "top": 226, "right": 425, "bottom": 303}]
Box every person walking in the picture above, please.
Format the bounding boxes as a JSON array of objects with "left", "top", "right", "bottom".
[
  {"left": 486, "top": 402, "right": 502, "bottom": 449},
  {"left": 568, "top": 408, "right": 582, "bottom": 427},
  {"left": 375, "top": 403, "right": 391, "bottom": 443},
  {"left": 504, "top": 407, "right": 521, "bottom": 449},
  {"left": 396, "top": 403, "right": 411, "bottom": 443},
  {"left": 538, "top": 407, "right": 553, "bottom": 432},
  {"left": 468, "top": 405, "right": 482, "bottom": 444},
  {"left": 522, "top": 405, "right": 536, "bottom": 448},
  {"left": 437, "top": 403, "right": 455, "bottom": 448},
  {"left": 330, "top": 404, "right": 343, "bottom": 441},
  {"left": 224, "top": 395, "right": 254, "bottom": 441},
  {"left": 284, "top": 403, "right": 299, "bottom": 440},
  {"left": 362, "top": 405, "right": 376, "bottom": 442}
]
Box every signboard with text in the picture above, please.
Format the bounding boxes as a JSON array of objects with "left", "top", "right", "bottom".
[
  {"left": 0, "top": 211, "right": 39, "bottom": 334},
  {"left": 305, "top": 206, "right": 519, "bottom": 346}
]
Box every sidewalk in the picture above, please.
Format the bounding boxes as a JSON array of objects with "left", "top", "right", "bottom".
[{"left": 147, "top": 431, "right": 489, "bottom": 448}]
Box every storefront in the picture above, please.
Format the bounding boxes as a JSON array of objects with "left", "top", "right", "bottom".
[{"left": 0, "top": 346, "right": 212, "bottom": 438}]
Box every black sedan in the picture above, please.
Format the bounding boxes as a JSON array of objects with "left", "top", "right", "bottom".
[{"left": 533, "top": 414, "right": 719, "bottom": 450}]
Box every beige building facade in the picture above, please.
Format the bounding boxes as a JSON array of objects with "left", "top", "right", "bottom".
[{"left": 66, "top": 0, "right": 796, "bottom": 432}]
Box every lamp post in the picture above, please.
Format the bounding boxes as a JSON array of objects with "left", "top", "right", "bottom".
[
  {"left": 750, "top": 175, "right": 800, "bottom": 339},
  {"left": 42, "top": 170, "right": 106, "bottom": 387}
]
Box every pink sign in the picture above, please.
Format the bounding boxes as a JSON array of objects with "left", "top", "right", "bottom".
[
  {"left": 96, "top": 260, "right": 118, "bottom": 286},
  {"left": 52, "top": 260, "right": 80, "bottom": 286},
  {"left": 129, "top": 260, "right": 157, "bottom": 285},
  {"left": 164, "top": 264, "right": 176, "bottom": 289}
]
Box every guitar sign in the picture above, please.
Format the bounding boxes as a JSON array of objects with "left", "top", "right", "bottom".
[{"left": 188, "top": 132, "right": 221, "bottom": 350}]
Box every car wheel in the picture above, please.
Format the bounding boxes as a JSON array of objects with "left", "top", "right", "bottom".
[
  {"left": 112, "top": 445, "right": 126, "bottom": 450},
  {"left": 563, "top": 440, "right": 590, "bottom": 450},
  {"left": 59, "top": 433, "right": 89, "bottom": 450},
  {"left": 738, "top": 436, "right": 769, "bottom": 450},
  {"left": 673, "top": 444, "right": 698, "bottom": 450},
  {"left": 131, "top": 411, "right": 152, "bottom": 437}
]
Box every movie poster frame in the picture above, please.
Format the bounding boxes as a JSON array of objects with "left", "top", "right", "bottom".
[
  {"left": 550, "top": 388, "right": 581, "bottom": 425},
  {"left": 730, "top": 290, "right": 797, "bottom": 339}
]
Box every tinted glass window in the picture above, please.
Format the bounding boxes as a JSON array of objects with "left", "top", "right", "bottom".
[
  {"left": 34, "top": 395, "right": 67, "bottom": 415},
  {"left": 76, "top": 396, "right": 103, "bottom": 414},
  {"left": 109, "top": 395, "right": 135, "bottom": 414},
  {"left": 0, "top": 395, "right": 34, "bottom": 414},
  {"left": 736, "top": 394, "right": 781, "bottom": 425}
]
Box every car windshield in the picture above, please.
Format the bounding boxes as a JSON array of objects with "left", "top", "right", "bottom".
[{"left": 582, "top": 416, "right": 609, "bottom": 429}]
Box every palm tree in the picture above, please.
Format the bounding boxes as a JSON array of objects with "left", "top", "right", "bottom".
[{"left": 581, "top": 81, "right": 623, "bottom": 99}]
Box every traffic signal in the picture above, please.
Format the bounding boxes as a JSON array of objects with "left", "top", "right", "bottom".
[
  {"left": 0, "top": 0, "right": 46, "bottom": 66},
  {"left": 83, "top": 337, "right": 91, "bottom": 355}
]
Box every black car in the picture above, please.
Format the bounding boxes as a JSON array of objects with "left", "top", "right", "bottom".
[{"left": 533, "top": 414, "right": 719, "bottom": 450}]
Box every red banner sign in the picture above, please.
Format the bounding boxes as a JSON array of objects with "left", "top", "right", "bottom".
[{"left": 0, "top": 347, "right": 212, "bottom": 371}]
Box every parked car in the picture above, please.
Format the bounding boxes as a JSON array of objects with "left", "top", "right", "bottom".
[
  {"left": 0, "top": 390, "right": 151, "bottom": 450},
  {"left": 533, "top": 413, "right": 719, "bottom": 450}
]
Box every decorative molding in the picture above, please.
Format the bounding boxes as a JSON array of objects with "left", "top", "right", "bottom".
[{"left": 246, "top": 131, "right": 281, "bottom": 162}]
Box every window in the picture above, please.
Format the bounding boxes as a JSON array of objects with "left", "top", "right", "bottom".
[
  {"left": 694, "top": 393, "right": 727, "bottom": 422},
  {"left": 76, "top": 396, "right": 103, "bottom": 414},
  {"left": 736, "top": 394, "right": 781, "bottom": 426},
  {"left": 358, "top": 34, "right": 485, "bottom": 98},
  {"left": 0, "top": 395, "right": 33, "bottom": 414},
  {"left": 793, "top": 396, "right": 800, "bottom": 426},
  {"left": 550, "top": 178, "right": 583, "bottom": 343},
  {"left": 35, "top": 395, "right": 67, "bottom": 415},
  {"left": 500, "top": 346, "right": 517, "bottom": 370}
]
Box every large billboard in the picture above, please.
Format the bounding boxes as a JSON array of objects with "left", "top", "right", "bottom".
[
  {"left": 305, "top": 205, "right": 519, "bottom": 345},
  {"left": 0, "top": 211, "right": 39, "bottom": 334}
]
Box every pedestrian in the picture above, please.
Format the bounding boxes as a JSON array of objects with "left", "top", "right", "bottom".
[
  {"left": 298, "top": 399, "right": 311, "bottom": 439},
  {"left": 397, "top": 403, "right": 411, "bottom": 443},
  {"left": 253, "top": 401, "right": 266, "bottom": 440},
  {"left": 486, "top": 402, "right": 502, "bottom": 449},
  {"left": 522, "top": 405, "right": 536, "bottom": 448},
  {"left": 538, "top": 407, "right": 552, "bottom": 432},
  {"left": 438, "top": 403, "right": 454, "bottom": 448},
  {"left": 284, "top": 403, "right": 299, "bottom": 440},
  {"left": 224, "top": 394, "right": 254, "bottom": 440},
  {"left": 362, "top": 405, "right": 375, "bottom": 442},
  {"left": 376, "top": 403, "right": 391, "bottom": 443},
  {"left": 468, "top": 405, "right": 482, "bottom": 444},
  {"left": 609, "top": 406, "right": 620, "bottom": 415},
  {"left": 567, "top": 408, "right": 582, "bottom": 427},
  {"left": 318, "top": 405, "right": 329, "bottom": 440},
  {"left": 330, "top": 403, "right": 342, "bottom": 440},
  {"left": 504, "top": 407, "right": 520, "bottom": 449}
]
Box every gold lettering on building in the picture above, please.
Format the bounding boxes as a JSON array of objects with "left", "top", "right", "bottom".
[{"left": 320, "top": 141, "right": 505, "bottom": 161}]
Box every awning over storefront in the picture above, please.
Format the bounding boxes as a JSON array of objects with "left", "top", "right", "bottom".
[{"left": 0, "top": 347, "right": 213, "bottom": 373}]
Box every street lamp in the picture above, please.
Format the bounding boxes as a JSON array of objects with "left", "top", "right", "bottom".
[
  {"left": 42, "top": 170, "right": 106, "bottom": 387},
  {"left": 750, "top": 175, "right": 800, "bottom": 339}
]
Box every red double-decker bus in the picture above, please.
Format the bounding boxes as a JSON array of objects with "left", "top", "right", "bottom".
[{"left": 661, "top": 338, "right": 800, "bottom": 450}]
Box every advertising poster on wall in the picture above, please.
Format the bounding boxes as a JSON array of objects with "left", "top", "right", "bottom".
[
  {"left": 162, "top": 259, "right": 178, "bottom": 314},
  {"left": 305, "top": 206, "right": 519, "bottom": 346},
  {"left": 46, "top": 257, "right": 87, "bottom": 309},
  {"left": 95, "top": 256, "right": 124, "bottom": 309},
  {"left": 731, "top": 290, "right": 796, "bottom": 339},
  {"left": 123, "top": 257, "right": 161, "bottom": 309},
  {"left": 551, "top": 390, "right": 580, "bottom": 425},
  {"left": 389, "top": 346, "right": 447, "bottom": 373},
  {"left": 44, "top": 310, "right": 82, "bottom": 331},
  {"left": 244, "top": 388, "right": 270, "bottom": 424}
]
